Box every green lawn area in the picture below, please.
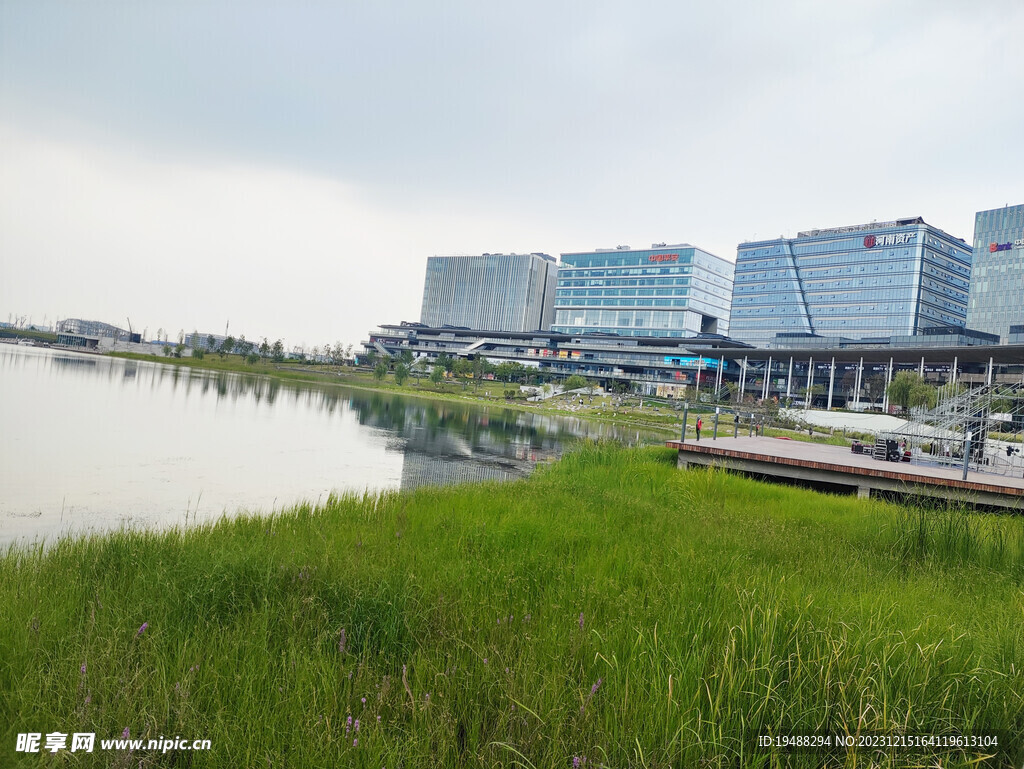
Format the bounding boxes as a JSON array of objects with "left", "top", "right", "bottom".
[{"left": 4, "top": 444, "right": 1022, "bottom": 767}]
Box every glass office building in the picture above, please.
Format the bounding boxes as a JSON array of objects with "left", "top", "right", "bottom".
[
  {"left": 730, "top": 217, "right": 972, "bottom": 348},
  {"left": 551, "top": 244, "right": 733, "bottom": 338},
  {"left": 966, "top": 204, "right": 1024, "bottom": 343},
  {"left": 420, "top": 252, "right": 558, "bottom": 332}
]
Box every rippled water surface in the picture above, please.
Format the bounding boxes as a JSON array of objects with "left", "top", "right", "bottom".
[{"left": 0, "top": 346, "right": 660, "bottom": 544}]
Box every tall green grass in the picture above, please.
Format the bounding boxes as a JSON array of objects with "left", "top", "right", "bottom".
[
  {"left": 2, "top": 444, "right": 1022, "bottom": 767},
  {"left": 893, "top": 501, "right": 1024, "bottom": 575}
]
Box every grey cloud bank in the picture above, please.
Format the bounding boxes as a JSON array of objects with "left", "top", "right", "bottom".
[{"left": 2, "top": 0, "right": 1022, "bottom": 346}]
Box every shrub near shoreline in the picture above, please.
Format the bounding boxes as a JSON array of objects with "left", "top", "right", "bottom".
[{"left": 2, "top": 444, "right": 1023, "bottom": 767}]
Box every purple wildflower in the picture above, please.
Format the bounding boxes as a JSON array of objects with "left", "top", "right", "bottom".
[
  {"left": 361, "top": 697, "right": 366, "bottom": 705},
  {"left": 135, "top": 622, "right": 148, "bottom": 638},
  {"left": 376, "top": 715, "right": 381, "bottom": 722},
  {"left": 354, "top": 719, "right": 360, "bottom": 732},
  {"left": 578, "top": 613, "right": 584, "bottom": 630},
  {"left": 346, "top": 715, "right": 352, "bottom": 734},
  {"left": 483, "top": 658, "right": 488, "bottom": 665},
  {"left": 353, "top": 738, "right": 358, "bottom": 747},
  {"left": 122, "top": 727, "right": 130, "bottom": 739},
  {"left": 338, "top": 628, "right": 347, "bottom": 654},
  {"left": 80, "top": 663, "right": 87, "bottom": 675},
  {"left": 581, "top": 678, "right": 603, "bottom": 714}
]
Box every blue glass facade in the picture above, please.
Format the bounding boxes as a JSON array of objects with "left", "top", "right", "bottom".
[
  {"left": 551, "top": 244, "right": 733, "bottom": 338},
  {"left": 966, "top": 204, "right": 1024, "bottom": 343},
  {"left": 730, "top": 218, "right": 972, "bottom": 348}
]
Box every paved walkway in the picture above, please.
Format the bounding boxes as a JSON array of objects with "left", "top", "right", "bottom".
[{"left": 780, "top": 408, "right": 909, "bottom": 433}]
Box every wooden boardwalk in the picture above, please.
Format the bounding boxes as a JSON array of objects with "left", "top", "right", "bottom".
[{"left": 667, "top": 436, "right": 1024, "bottom": 510}]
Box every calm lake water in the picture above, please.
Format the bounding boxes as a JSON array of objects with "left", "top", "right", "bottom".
[{"left": 0, "top": 346, "right": 661, "bottom": 544}]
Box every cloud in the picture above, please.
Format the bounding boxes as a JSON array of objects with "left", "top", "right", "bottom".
[
  {"left": 0, "top": 123, "right": 568, "bottom": 345},
  {"left": 2, "top": 1, "right": 1023, "bottom": 341}
]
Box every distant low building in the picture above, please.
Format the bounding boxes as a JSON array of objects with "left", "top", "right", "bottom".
[
  {"left": 364, "top": 321, "right": 749, "bottom": 396},
  {"left": 184, "top": 332, "right": 231, "bottom": 350},
  {"left": 56, "top": 318, "right": 138, "bottom": 343}
]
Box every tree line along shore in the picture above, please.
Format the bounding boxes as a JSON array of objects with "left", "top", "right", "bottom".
[{"left": 105, "top": 349, "right": 889, "bottom": 443}]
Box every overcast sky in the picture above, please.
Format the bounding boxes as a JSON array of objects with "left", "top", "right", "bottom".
[{"left": 2, "top": 1, "right": 1022, "bottom": 348}]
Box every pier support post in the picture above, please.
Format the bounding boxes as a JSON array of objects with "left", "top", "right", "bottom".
[
  {"left": 805, "top": 357, "right": 814, "bottom": 410},
  {"left": 827, "top": 357, "right": 836, "bottom": 410},
  {"left": 883, "top": 357, "right": 893, "bottom": 413},
  {"left": 854, "top": 357, "right": 863, "bottom": 410},
  {"left": 857, "top": 486, "right": 870, "bottom": 499}
]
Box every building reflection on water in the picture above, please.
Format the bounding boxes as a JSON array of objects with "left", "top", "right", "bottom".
[
  {"left": 395, "top": 426, "right": 558, "bottom": 490},
  {"left": 4, "top": 345, "right": 663, "bottom": 495},
  {"left": 345, "top": 392, "right": 647, "bottom": 491}
]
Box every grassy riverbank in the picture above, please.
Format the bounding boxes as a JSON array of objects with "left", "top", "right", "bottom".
[
  {"left": 109, "top": 351, "right": 865, "bottom": 442},
  {"left": 3, "top": 444, "right": 1023, "bottom": 767},
  {"left": 0, "top": 328, "right": 57, "bottom": 344},
  {"left": 107, "top": 351, "right": 689, "bottom": 434}
]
